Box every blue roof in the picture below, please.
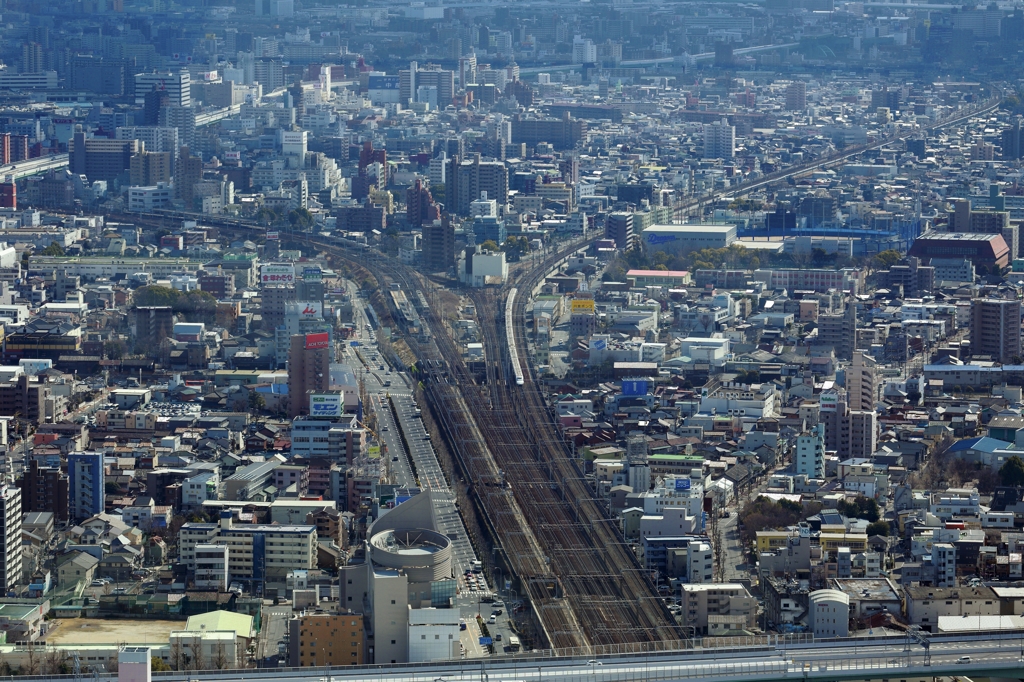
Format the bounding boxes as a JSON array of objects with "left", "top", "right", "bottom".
[{"left": 948, "top": 436, "right": 1012, "bottom": 453}]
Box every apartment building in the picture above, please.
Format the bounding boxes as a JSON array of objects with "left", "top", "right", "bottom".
[
  {"left": 179, "top": 512, "right": 317, "bottom": 581},
  {"left": 680, "top": 584, "right": 756, "bottom": 635},
  {"left": 288, "top": 611, "right": 365, "bottom": 667}
]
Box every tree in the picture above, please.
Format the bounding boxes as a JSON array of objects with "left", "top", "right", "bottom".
[
  {"left": 480, "top": 239, "right": 500, "bottom": 252},
  {"left": 248, "top": 391, "right": 266, "bottom": 415},
  {"left": 212, "top": 643, "right": 231, "bottom": 669},
  {"left": 873, "top": 250, "right": 902, "bottom": 269},
  {"left": 866, "top": 520, "right": 891, "bottom": 537},
  {"left": 1000, "top": 455, "right": 1024, "bottom": 487},
  {"left": 104, "top": 339, "right": 127, "bottom": 360},
  {"left": 40, "top": 241, "right": 65, "bottom": 256},
  {"left": 288, "top": 208, "right": 314, "bottom": 230},
  {"left": 151, "top": 657, "right": 172, "bottom": 672},
  {"left": 836, "top": 496, "right": 880, "bottom": 522}
]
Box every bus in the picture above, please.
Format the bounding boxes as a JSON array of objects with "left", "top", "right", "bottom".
[{"left": 508, "top": 635, "right": 520, "bottom": 652}]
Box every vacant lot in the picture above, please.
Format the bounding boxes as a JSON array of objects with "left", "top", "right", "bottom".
[{"left": 47, "top": 619, "right": 181, "bottom": 644}]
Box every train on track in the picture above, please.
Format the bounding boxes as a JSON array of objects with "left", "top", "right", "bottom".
[{"left": 506, "top": 288, "right": 524, "bottom": 386}]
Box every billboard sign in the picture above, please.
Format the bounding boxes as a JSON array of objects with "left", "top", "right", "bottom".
[
  {"left": 368, "top": 75, "right": 400, "bottom": 90},
  {"left": 646, "top": 233, "right": 679, "bottom": 245},
  {"left": 820, "top": 392, "right": 838, "bottom": 412},
  {"left": 266, "top": 231, "right": 279, "bottom": 240},
  {"left": 305, "top": 332, "right": 330, "bottom": 350},
  {"left": 622, "top": 379, "right": 648, "bottom": 396},
  {"left": 261, "top": 263, "right": 295, "bottom": 284},
  {"left": 674, "top": 478, "right": 692, "bottom": 491},
  {"left": 591, "top": 338, "right": 607, "bottom": 351},
  {"left": 310, "top": 393, "right": 342, "bottom": 417},
  {"left": 303, "top": 266, "right": 323, "bottom": 281},
  {"left": 571, "top": 299, "right": 595, "bottom": 314}
]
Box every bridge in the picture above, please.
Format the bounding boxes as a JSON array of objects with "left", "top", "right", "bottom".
[{"left": 0, "top": 153, "right": 68, "bottom": 180}]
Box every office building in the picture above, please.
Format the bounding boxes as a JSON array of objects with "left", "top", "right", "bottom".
[
  {"left": 818, "top": 301, "right": 857, "bottom": 360},
  {"left": 0, "top": 486, "right": 21, "bottom": 592},
  {"left": 423, "top": 220, "right": 455, "bottom": 273},
  {"left": 908, "top": 230, "right": 1011, "bottom": 269},
  {"left": 847, "top": 351, "right": 878, "bottom": 412},
  {"left": 175, "top": 146, "right": 203, "bottom": 209},
  {"left": 0, "top": 375, "right": 45, "bottom": 426},
  {"left": 262, "top": 284, "right": 297, "bottom": 331},
  {"left": 179, "top": 512, "right": 316, "bottom": 582},
  {"left": 971, "top": 298, "right": 1022, "bottom": 364},
  {"left": 510, "top": 113, "right": 587, "bottom": 150},
  {"left": 1004, "top": 118, "right": 1024, "bottom": 159},
  {"left": 20, "top": 459, "right": 68, "bottom": 522},
  {"left": 289, "top": 612, "right": 365, "bottom": 667},
  {"left": 68, "top": 452, "right": 104, "bottom": 522},
  {"left": 0, "top": 177, "right": 14, "bottom": 210},
  {"left": 794, "top": 423, "right": 825, "bottom": 479},
  {"left": 134, "top": 71, "right": 191, "bottom": 107},
  {"left": 158, "top": 105, "right": 197, "bottom": 151},
  {"left": 70, "top": 56, "right": 131, "bottom": 95},
  {"left": 69, "top": 129, "right": 138, "bottom": 183},
  {"left": 703, "top": 119, "right": 735, "bottom": 159},
  {"left": 288, "top": 333, "right": 332, "bottom": 418}
]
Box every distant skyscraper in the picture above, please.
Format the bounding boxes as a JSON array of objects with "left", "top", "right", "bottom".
[
  {"left": 134, "top": 71, "right": 191, "bottom": 107},
  {"left": 288, "top": 333, "right": 332, "bottom": 418},
  {"left": 785, "top": 81, "right": 806, "bottom": 111},
  {"left": 847, "top": 351, "right": 878, "bottom": 412}
]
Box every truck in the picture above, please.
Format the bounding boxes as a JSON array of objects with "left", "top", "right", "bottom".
[{"left": 471, "top": 560, "right": 483, "bottom": 573}]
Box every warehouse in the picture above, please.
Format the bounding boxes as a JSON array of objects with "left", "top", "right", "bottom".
[{"left": 642, "top": 224, "right": 737, "bottom": 255}]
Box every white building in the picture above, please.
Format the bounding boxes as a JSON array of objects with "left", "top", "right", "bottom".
[
  {"left": 194, "top": 544, "right": 229, "bottom": 590},
  {"left": 0, "top": 486, "right": 21, "bottom": 592},
  {"left": 638, "top": 475, "right": 705, "bottom": 517},
  {"left": 572, "top": 36, "right": 597, "bottom": 63},
  {"left": 134, "top": 71, "right": 191, "bottom": 107},
  {"left": 795, "top": 423, "right": 825, "bottom": 478},
  {"left": 642, "top": 224, "right": 736, "bottom": 255},
  {"left": 699, "top": 381, "right": 778, "bottom": 419},
  {"left": 703, "top": 118, "right": 735, "bottom": 159},
  {"left": 678, "top": 337, "right": 731, "bottom": 366},
  {"left": 182, "top": 471, "right": 220, "bottom": 510},
  {"left": 128, "top": 183, "right": 174, "bottom": 212},
  {"left": 290, "top": 418, "right": 366, "bottom": 462},
  {"left": 809, "top": 589, "right": 850, "bottom": 638},
  {"left": 460, "top": 250, "right": 507, "bottom": 287},
  {"left": 408, "top": 608, "right": 460, "bottom": 662}
]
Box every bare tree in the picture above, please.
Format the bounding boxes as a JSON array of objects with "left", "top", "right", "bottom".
[
  {"left": 188, "top": 637, "right": 205, "bottom": 671},
  {"left": 212, "top": 642, "right": 230, "bottom": 670},
  {"left": 170, "top": 638, "right": 187, "bottom": 671},
  {"left": 43, "top": 646, "right": 66, "bottom": 675},
  {"left": 23, "top": 642, "right": 39, "bottom": 676}
]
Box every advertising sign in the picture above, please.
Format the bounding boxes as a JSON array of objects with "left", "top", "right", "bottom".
[
  {"left": 622, "top": 379, "right": 648, "bottom": 396},
  {"left": 571, "top": 299, "right": 595, "bottom": 314},
  {"left": 591, "top": 338, "right": 607, "bottom": 351},
  {"left": 479, "top": 637, "right": 492, "bottom": 646},
  {"left": 368, "top": 445, "right": 381, "bottom": 459},
  {"left": 368, "top": 75, "right": 400, "bottom": 90},
  {"left": 305, "top": 332, "right": 330, "bottom": 350},
  {"left": 820, "top": 392, "right": 838, "bottom": 412},
  {"left": 646, "top": 233, "right": 679, "bottom": 245},
  {"left": 266, "top": 231, "right": 279, "bottom": 240},
  {"left": 261, "top": 263, "right": 295, "bottom": 284},
  {"left": 309, "top": 393, "right": 342, "bottom": 417},
  {"left": 674, "top": 478, "right": 692, "bottom": 491},
  {"left": 303, "top": 266, "right": 323, "bottom": 281}
]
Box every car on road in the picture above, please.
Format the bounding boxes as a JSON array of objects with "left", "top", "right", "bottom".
[
  {"left": 494, "top": 633, "right": 502, "bottom": 641},
  {"left": 957, "top": 657, "right": 971, "bottom": 664},
  {"left": 112, "top": 587, "right": 127, "bottom": 594}
]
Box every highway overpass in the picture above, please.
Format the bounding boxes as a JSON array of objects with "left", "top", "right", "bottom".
[
  {"left": 0, "top": 153, "right": 68, "bottom": 180},
  {"left": 47, "top": 630, "right": 1024, "bottom": 682},
  {"left": 518, "top": 43, "right": 799, "bottom": 75}
]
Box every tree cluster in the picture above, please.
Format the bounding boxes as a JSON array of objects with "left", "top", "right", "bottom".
[
  {"left": 737, "top": 496, "right": 821, "bottom": 548},
  {"left": 836, "top": 496, "right": 881, "bottom": 522}
]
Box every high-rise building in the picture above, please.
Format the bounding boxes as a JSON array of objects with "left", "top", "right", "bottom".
[
  {"left": 423, "top": 219, "right": 455, "bottom": 273},
  {"left": 971, "top": 298, "right": 1022, "bottom": 364},
  {"left": 69, "top": 129, "right": 138, "bottom": 183},
  {"left": 262, "top": 284, "right": 297, "bottom": 331},
  {"left": 794, "top": 423, "right": 825, "bottom": 478},
  {"left": 134, "top": 71, "right": 191, "bottom": 107},
  {"left": 133, "top": 306, "right": 174, "bottom": 350},
  {"left": 785, "top": 81, "right": 806, "bottom": 111},
  {"left": 821, "top": 395, "right": 877, "bottom": 460},
  {"left": 846, "top": 351, "right": 878, "bottom": 412},
  {"left": 0, "top": 486, "right": 22, "bottom": 592},
  {"left": 129, "top": 149, "right": 173, "bottom": 187},
  {"left": 818, "top": 300, "right": 857, "bottom": 360},
  {"left": 1003, "top": 118, "right": 1024, "bottom": 160},
  {"left": 399, "top": 61, "right": 454, "bottom": 106},
  {"left": 159, "top": 105, "right": 197, "bottom": 151},
  {"left": 20, "top": 459, "right": 68, "bottom": 522},
  {"left": 0, "top": 176, "right": 15, "bottom": 210},
  {"left": 68, "top": 452, "right": 104, "bottom": 522},
  {"left": 406, "top": 178, "right": 439, "bottom": 227},
  {"left": 454, "top": 154, "right": 508, "bottom": 215},
  {"left": 288, "top": 333, "right": 332, "bottom": 418},
  {"left": 605, "top": 212, "right": 634, "bottom": 250},
  {"left": 175, "top": 146, "right": 203, "bottom": 209},
  {"left": 21, "top": 42, "right": 46, "bottom": 74},
  {"left": 703, "top": 119, "right": 735, "bottom": 159}
]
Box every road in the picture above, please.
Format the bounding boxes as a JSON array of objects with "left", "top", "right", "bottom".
[{"left": 258, "top": 603, "right": 292, "bottom": 666}]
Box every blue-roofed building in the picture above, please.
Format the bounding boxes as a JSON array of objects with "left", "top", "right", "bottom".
[{"left": 947, "top": 436, "right": 1015, "bottom": 468}]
